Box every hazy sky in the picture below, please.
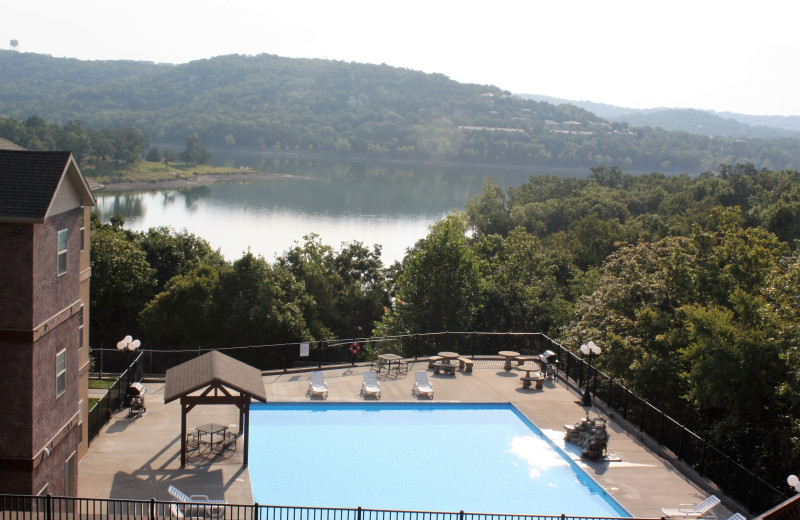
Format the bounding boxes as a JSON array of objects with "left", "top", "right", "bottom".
[{"left": 5, "top": 0, "right": 800, "bottom": 116}]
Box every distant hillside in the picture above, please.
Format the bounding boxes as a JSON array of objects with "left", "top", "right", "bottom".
[
  {"left": 517, "top": 93, "right": 800, "bottom": 139},
  {"left": 4, "top": 50, "right": 800, "bottom": 173}
]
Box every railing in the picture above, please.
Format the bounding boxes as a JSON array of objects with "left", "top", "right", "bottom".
[
  {"left": 0, "top": 494, "right": 647, "bottom": 520},
  {"left": 548, "top": 342, "right": 786, "bottom": 514},
  {"left": 87, "top": 351, "right": 143, "bottom": 444},
  {"left": 87, "top": 332, "right": 787, "bottom": 513}
]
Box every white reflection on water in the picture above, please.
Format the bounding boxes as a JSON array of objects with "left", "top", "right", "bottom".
[{"left": 507, "top": 434, "right": 570, "bottom": 478}]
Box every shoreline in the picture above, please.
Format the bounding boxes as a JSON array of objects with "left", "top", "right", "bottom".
[{"left": 88, "top": 172, "right": 311, "bottom": 192}]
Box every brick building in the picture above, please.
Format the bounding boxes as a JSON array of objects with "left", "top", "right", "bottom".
[{"left": 0, "top": 146, "right": 95, "bottom": 495}]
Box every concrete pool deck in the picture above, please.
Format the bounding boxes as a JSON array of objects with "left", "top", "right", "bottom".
[{"left": 78, "top": 359, "right": 745, "bottom": 518}]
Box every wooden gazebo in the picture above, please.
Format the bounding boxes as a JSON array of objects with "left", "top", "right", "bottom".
[{"left": 164, "top": 350, "right": 267, "bottom": 467}]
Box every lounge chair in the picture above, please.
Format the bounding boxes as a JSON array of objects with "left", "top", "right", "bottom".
[
  {"left": 361, "top": 370, "right": 381, "bottom": 399},
  {"left": 168, "top": 484, "right": 227, "bottom": 504},
  {"left": 308, "top": 371, "right": 328, "bottom": 399},
  {"left": 170, "top": 502, "right": 225, "bottom": 520},
  {"left": 661, "top": 495, "right": 720, "bottom": 518},
  {"left": 412, "top": 371, "right": 434, "bottom": 399}
]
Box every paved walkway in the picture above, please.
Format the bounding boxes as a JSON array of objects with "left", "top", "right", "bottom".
[{"left": 79, "top": 360, "right": 744, "bottom": 518}]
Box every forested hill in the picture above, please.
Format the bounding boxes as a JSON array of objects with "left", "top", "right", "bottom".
[{"left": 3, "top": 50, "right": 800, "bottom": 172}]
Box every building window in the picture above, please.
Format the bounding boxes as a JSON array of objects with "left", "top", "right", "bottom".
[
  {"left": 78, "top": 305, "right": 84, "bottom": 350},
  {"left": 56, "top": 349, "right": 66, "bottom": 397},
  {"left": 57, "top": 229, "right": 68, "bottom": 276},
  {"left": 79, "top": 210, "right": 85, "bottom": 252}
]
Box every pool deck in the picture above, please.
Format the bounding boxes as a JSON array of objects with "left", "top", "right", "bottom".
[{"left": 79, "top": 359, "right": 746, "bottom": 518}]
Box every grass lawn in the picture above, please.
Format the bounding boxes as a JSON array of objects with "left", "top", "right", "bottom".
[
  {"left": 88, "top": 397, "right": 100, "bottom": 410},
  {"left": 89, "top": 379, "right": 116, "bottom": 390},
  {"left": 83, "top": 160, "right": 250, "bottom": 184}
]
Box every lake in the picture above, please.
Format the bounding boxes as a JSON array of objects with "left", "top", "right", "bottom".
[{"left": 94, "top": 153, "right": 589, "bottom": 264}]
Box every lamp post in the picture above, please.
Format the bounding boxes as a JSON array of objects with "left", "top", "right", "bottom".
[
  {"left": 580, "top": 341, "right": 601, "bottom": 407},
  {"left": 788, "top": 474, "right": 800, "bottom": 492},
  {"left": 116, "top": 335, "right": 141, "bottom": 369}
]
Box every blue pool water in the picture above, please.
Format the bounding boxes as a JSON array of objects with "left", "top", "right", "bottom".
[{"left": 248, "top": 403, "right": 629, "bottom": 517}]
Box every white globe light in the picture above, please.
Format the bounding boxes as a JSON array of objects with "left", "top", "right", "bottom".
[
  {"left": 788, "top": 474, "right": 799, "bottom": 487},
  {"left": 124, "top": 335, "right": 133, "bottom": 344},
  {"left": 132, "top": 339, "right": 141, "bottom": 349},
  {"left": 116, "top": 341, "right": 125, "bottom": 350},
  {"left": 580, "top": 344, "right": 589, "bottom": 355}
]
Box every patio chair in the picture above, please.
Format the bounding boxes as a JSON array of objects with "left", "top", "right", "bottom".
[
  {"left": 412, "top": 371, "right": 434, "bottom": 399},
  {"left": 361, "top": 370, "right": 381, "bottom": 399},
  {"left": 168, "top": 484, "right": 227, "bottom": 504},
  {"left": 308, "top": 371, "right": 328, "bottom": 399},
  {"left": 661, "top": 494, "right": 720, "bottom": 518},
  {"left": 186, "top": 432, "right": 200, "bottom": 453},
  {"left": 170, "top": 502, "right": 225, "bottom": 520}
]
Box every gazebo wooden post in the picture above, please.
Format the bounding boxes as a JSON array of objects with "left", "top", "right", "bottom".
[
  {"left": 180, "top": 400, "right": 187, "bottom": 467},
  {"left": 243, "top": 401, "right": 250, "bottom": 466}
]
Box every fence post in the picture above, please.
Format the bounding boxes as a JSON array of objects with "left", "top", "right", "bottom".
[
  {"left": 149, "top": 498, "right": 155, "bottom": 520},
  {"left": 45, "top": 494, "right": 52, "bottom": 520},
  {"left": 459, "top": 510, "right": 464, "bottom": 520},
  {"left": 358, "top": 506, "right": 362, "bottom": 520}
]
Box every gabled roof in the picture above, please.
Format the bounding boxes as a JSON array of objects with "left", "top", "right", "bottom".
[
  {"left": 164, "top": 350, "right": 267, "bottom": 403},
  {"left": 0, "top": 150, "right": 96, "bottom": 223},
  {"left": 0, "top": 137, "right": 25, "bottom": 150}
]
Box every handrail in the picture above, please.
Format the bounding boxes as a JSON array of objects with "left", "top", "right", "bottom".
[{"left": 0, "top": 494, "right": 651, "bottom": 520}]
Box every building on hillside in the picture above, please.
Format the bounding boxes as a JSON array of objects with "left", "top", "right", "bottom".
[{"left": 0, "top": 147, "right": 95, "bottom": 495}]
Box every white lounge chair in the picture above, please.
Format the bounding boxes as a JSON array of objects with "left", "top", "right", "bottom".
[
  {"left": 661, "top": 495, "right": 720, "bottom": 518},
  {"left": 308, "top": 371, "right": 328, "bottom": 399},
  {"left": 412, "top": 371, "right": 434, "bottom": 399},
  {"left": 168, "top": 484, "right": 227, "bottom": 504},
  {"left": 170, "top": 502, "right": 225, "bottom": 520},
  {"left": 361, "top": 370, "right": 381, "bottom": 399}
]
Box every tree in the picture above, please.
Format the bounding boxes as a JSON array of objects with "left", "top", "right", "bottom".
[
  {"left": 376, "top": 214, "right": 482, "bottom": 334},
  {"left": 161, "top": 149, "right": 176, "bottom": 169},
  {"left": 145, "top": 146, "right": 161, "bottom": 162},
  {"left": 89, "top": 217, "right": 157, "bottom": 347},
  {"left": 465, "top": 177, "right": 511, "bottom": 236},
  {"left": 112, "top": 127, "right": 148, "bottom": 166},
  {"left": 278, "top": 234, "right": 388, "bottom": 339},
  {"left": 472, "top": 227, "right": 572, "bottom": 335},
  {"left": 136, "top": 226, "right": 223, "bottom": 290},
  {"left": 178, "top": 133, "right": 211, "bottom": 165}
]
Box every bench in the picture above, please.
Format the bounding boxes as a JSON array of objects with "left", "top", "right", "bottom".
[
  {"left": 433, "top": 362, "right": 457, "bottom": 375},
  {"left": 520, "top": 375, "right": 544, "bottom": 389},
  {"left": 515, "top": 356, "right": 533, "bottom": 367},
  {"left": 427, "top": 356, "right": 444, "bottom": 368},
  {"left": 458, "top": 357, "right": 474, "bottom": 372}
]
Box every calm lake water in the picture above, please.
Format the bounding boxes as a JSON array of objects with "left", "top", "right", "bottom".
[{"left": 94, "top": 153, "right": 589, "bottom": 264}]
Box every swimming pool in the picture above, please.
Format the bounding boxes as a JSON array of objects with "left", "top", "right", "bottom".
[{"left": 248, "top": 403, "right": 629, "bottom": 517}]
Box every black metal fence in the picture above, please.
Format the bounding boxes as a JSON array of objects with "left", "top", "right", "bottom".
[
  {"left": 548, "top": 341, "right": 786, "bottom": 514},
  {"left": 0, "top": 494, "right": 646, "bottom": 520},
  {"left": 87, "top": 331, "right": 787, "bottom": 513},
  {"left": 87, "top": 351, "right": 144, "bottom": 444},
  {"left": 90, "top": 332, "right": 557, "bottom": 378}
]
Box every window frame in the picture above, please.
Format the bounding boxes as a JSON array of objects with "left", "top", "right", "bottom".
[
  {"left": 57, "top": 228, "right": 68, "bottom": 276},
  {"left": 56, "top": 348, "right": 66, "bottom": 397},
  {"left": 78, "top": 305, "right": 84, "bottom": 350}
]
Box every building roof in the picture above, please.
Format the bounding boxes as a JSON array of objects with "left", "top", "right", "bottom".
[
  {"left": 0, "top": 150, "right": 96, "bottom": 223},
  {"left": 163, "top": 350, "right": 268, "bottom": 404},
  {"left": 0, "top": 137, "right": 25, "bottom": 150}
]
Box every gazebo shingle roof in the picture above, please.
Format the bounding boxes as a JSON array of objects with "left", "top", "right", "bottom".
[{"left": 164, "top": 350, "right": 267, "bottom": 403}]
